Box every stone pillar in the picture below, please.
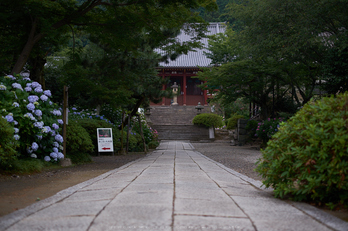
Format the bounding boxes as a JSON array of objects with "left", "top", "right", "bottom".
[{"left": 238, "top": 119, "right": 248, "bottom": 146}]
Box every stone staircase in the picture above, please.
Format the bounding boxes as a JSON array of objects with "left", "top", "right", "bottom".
[{"left": 145, "top": 106, "right": 212, "bottom": 141}]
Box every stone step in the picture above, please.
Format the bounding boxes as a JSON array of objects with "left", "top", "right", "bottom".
[
  {"left": 147, "top": 106, "right": 210, "bottom": 126},
  {"left": 151, "top": 125, "right": 210, "bottom": 141}
]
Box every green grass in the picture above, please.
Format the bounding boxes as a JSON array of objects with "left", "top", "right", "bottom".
[{"left": 0, "top": 159, "right": 55, "bottom": 175}]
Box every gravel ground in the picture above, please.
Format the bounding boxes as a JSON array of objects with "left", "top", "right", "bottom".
[{"left": 191, "top": 141, "right": 263, "bottom": 181}]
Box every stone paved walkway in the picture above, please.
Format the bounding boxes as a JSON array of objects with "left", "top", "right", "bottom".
[{"left": 0, "top": 141, "right": 347, "bottom": 231}]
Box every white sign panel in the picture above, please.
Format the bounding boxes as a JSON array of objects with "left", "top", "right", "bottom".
[{"left": 97, "top": 128, "right": 114, "bottom": 152}]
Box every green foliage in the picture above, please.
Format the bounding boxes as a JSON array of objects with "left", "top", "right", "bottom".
[
  {"left": 66, "top": 121, "right": 94, "bottom": 164},
  {"left": 255, "top": 118, "right": 284, "bottom": 144},
  {"left": 245, "top": 119, "right": 258, "bottom": 140},
  {"left": 193, "top": 113, "right": 224, "bottom": 128},
  {"left": 226, "top": 114, "right": 244, "bottom": 130},
  {"left": 256, "top": 93, "right": 348, "bottom": 207},
  {"left": 0, "top": 117, "right": 19, "bottom": 166}
]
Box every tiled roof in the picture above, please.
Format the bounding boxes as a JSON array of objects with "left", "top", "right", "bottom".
[{"left": 156, "top": 23, "right": 226, "bottom": 68}]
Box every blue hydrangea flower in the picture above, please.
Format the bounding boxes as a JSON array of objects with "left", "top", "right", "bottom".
[
  {"left": 34, "top": 121, "right": 44, "bottom": 129},
  {"left": 55, "top": 134, "right": 64, "bottom": 143},
  {"left": 23, "top": 77, "right": 31, "bottom": 81},
  {"left": 5, "top": 114, "right": 14, "bottom": 123},
  {"left": 13, "top": 134, "right": 20, "bottom": 140},
  {"left": 34, "top": 87, "right": 43, "bottom": 93},
  {"left": 37, "top": 135, "right": 43, "bottom": 140},
  {"left": 44, "top": 156, "right": 51, "bottom": 162},
  {"left": 53, "top": 142, "right": 59, "bottom": 147},
  {"left": 57, "top": 152, "right": 64, "bottom": 159},
  {"left": 13, "top": 120, "right": 18, "bottom": 125},
  {"left": 42, "top": 126, "right": 51, "bottom": 133},
  {"left": 30, "top": 154, "right": 37, "bottom": 158},
  {"left": 31, "top": 142, "right": 39, "bottom": 151},
  {"left": 31, "top": 82, "right": 41, "bottom": 88},
  {"left": 24, "top": 112, "right": 36, "bottom": 121},
  {"left": 12, "top": 83, "right": 23, "bottom": 91},
  {"left": 27, "top": 103, "right": 35, "bottom": 111},
  {"left": 43, "top": 90, "right": 51, "bottom": 97},
  {"left": 40, "top": 95, "right": 48, "bottom": 101},
  {"left": 51, "top": 109, "right": 62, "bottom": 116},
  {"left": 53, "top": 147, "right": 58, "bottom": 153},
  {"left": 24, "top": 86, "right": 32, "bottom": 92},
  {"left": 14, "top": 128, "right": 19, "bottom": 133},
  {"left": 50, "top": 152, "right": 58, "bottom": 159},
  {"left": 12, "top": 102, "right": 19, "bottom": 107},
  {"left": 34, "top": 109, "right": 42, "bottom": 117},
  {"left": 52, "top": 123, "right": 59, "bottom": 130},
  {"left": 57, "top": 119, "right": 63, "bottom": 124}
]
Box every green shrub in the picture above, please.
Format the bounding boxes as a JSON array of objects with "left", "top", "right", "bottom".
[
  {"left": 0, "top": 117, "right": 19, "bottom": 167},
  {"left": 192, "top": 113, "right": 223, "bottom": 128},
  {"left": 66, "top": 121, "right": 94, "bottom": 164},
  {"left": 76, "top": 118, "right": 118, "bottom": 154},
  {"left": 256, "top": 93, "right": 348, "bottom": 207},
  {"left": 226, "top": 114, "right": 244, "bottom": 130}
]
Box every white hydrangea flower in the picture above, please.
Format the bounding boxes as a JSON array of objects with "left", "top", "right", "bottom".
[{"left": 30, "top": 154, "right": 37, "bottom": 158}]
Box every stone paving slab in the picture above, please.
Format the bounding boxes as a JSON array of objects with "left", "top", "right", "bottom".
[{"left": 1, "top": 140, "right": 347, "bottom": 231}]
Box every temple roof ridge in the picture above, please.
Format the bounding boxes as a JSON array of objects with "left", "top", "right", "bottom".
[{"left": 156, "top": 22, "right": 226, "bottom": 68}]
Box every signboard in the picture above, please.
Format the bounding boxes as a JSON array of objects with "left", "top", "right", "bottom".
[{"left": 97, "top": 128, "right": 114, "bottom": 152}]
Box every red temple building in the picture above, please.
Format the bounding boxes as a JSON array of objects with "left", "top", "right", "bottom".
[{"left": 151, "top": 23, "right": 226, "bottom": 106}]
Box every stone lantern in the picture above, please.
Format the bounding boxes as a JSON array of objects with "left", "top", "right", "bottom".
[
  {"left": 171, "top": 82, "right": 179, "bottom": 106},
  {"left": 195, "top": 102, "right": 204, "bottom": 114}
]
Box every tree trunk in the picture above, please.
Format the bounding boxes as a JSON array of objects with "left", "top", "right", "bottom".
[
  {"left": 126, "top": 114, "right": 130, "bottom": 154},
  {"left": 120, "top": 97, "right": 144, "bottom": 129},
  {"left": 28, "top": 55, "right": 46, "bottom": 88},
  {"left": 11, "top": 18, "right": 44, "bottom": 75}
]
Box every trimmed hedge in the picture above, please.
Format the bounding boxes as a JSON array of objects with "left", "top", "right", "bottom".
[
  {"left": 226, "top": 114, "right": 244, "bottom": 130},
  {"left": 192, "top": 113, "right": 223, "bottom": 128}
]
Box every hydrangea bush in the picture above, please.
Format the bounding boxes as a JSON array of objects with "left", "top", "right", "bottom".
[
  {"left": 0, "top": 75, "right": 64, "bottom": 163},
  {"left": 255, "top": 118, "right": 284, "bottom": 144}
]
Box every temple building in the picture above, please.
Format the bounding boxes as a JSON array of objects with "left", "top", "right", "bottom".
[{"left": 152, "top": 22, "right": 226, "bottom": 106}]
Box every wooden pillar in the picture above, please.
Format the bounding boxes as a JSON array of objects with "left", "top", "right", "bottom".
[
  {"left": 183, "top": 70, "right": 187, "bottom": 106},
  {"left": 161, "top": 69, "right": 165, "bottom": 105},
  {"left": 203, "top": 81, "right": 208, "bottom": 106}
]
